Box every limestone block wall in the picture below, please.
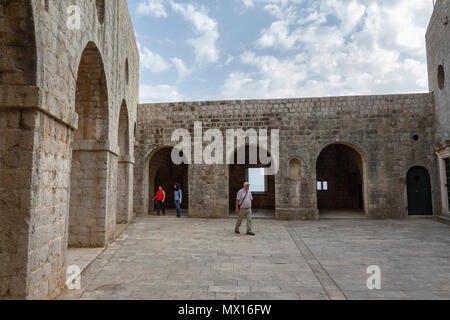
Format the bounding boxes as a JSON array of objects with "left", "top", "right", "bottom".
[
  {"left": 135, "top": 94, "right": 437, "bottom": 220},
  {"left": 69, "top": 148, "right": 109, "bottom": 247},
  {"left": 426, "top": 0, "right": 450, "bottom": 219},
  {"left": 426, "top": 0, "right": 450, "bottom": 147},
  {"left": 189, "top": 164, "right": 229, "bottom": 218},
  {"left": 0, "top": 0, "right": 36, "bottom": 86},
  {"left": 0, "top": 109, "right": 39, "bottom": 298},
  {"left": 0, "top": 0, "right": 139, "bottom": 299}
]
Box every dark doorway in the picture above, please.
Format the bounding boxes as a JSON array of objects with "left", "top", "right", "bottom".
[
  {"left": 148, "top": 147, "right": 189, "bottom": 214},
  {"left": 316, "top": 144, "right": 365, "bottom": 218},
  {"left": 229, "top": 145, "right": 275, "bottom": 218},
  {"left": 407, "top": 167, "right": 433, "bottom": 216}
]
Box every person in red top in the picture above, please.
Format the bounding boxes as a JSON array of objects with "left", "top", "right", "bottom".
[{"left": 152, "top": 186, "right": 166, "bottom": 216}]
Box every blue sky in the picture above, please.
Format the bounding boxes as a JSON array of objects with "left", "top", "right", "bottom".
[{"left": 127, "top": 0, "right": 434, "bottom": 103}]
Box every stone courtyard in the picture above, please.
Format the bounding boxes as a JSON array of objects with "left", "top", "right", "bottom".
[
  {"left": 1, "top": 0, "right": 450, "bottom": 300},
  {"left": 59, "top": 216, "right": 450, "bottom": 300}
]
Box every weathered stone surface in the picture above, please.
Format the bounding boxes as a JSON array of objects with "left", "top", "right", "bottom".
[
  {"left": 135, "top": 94, "right": 437, "bottom": 220},
  {"left": 58, "top": 216, "right": 450, "bottom": 300},
  {"left": 1, "top": 0, "right": 450, "bottom": 302},
  {"left": 0, "top": 0, "right": 138, "bottom": 299}
]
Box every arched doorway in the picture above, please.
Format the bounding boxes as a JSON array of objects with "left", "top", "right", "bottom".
[
  {"left": 407, "top": 167, "right": 433, "bottom": 216},
  {"left": 316, "top": 143, "right": 365, "bottom": 218},
  {"left": 69, "top": 42, "right": 109, "bottom": 247},
  {"left": 229, "top": 145, "right": 275, "bottom": 218},
  {"left": 117, "top": 100, "right": 130, "bottom": 224},
  {"left": 147, "top": 147, "right": 189, "bottom": 215}
]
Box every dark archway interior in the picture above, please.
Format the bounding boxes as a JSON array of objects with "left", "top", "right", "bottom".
[
  {"left": 316, "top": 144, "right": 364, "bottom": 213},
  {"left": 229, "top": 146, "right": 275, "bottom": 212},
  {"left": 149, "top": 147, "right": 189, "bottom": 212}
]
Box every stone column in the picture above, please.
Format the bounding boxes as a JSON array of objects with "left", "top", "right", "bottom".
[
  {"left": 117, "top": 155, "right": 134, "bottom": 224},
  {"left": 69, "top": 140, "right": 118, "bottom": 248},
  {"left": 189, "top": 164, "right": 229, "bottom": 218},
  {"left": 0, "top": 86, "right": 76, "bottom": 299}
]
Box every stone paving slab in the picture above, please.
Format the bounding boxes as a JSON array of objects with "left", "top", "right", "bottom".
[
  {"left": 59, "top": 216, "right": 450, "bottom": 300},
  {"left": 286, "top": 219, "right": 450, "bottom": 300}
]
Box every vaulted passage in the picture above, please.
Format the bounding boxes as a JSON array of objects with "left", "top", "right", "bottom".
[
  {"left": 147, "top": 147, "right": 189, "bottom": 214},
  {"left": 117, "top": 100, "right": 131, "bottom": 224},
  {"left": 69, "top": 42, "right": 109, "bottom": 247},
  {"left": 229, "top": 145, "right": 275, "bottom": 217},
  {"left": 316, "top": 144, "right": 365, "bottom": 218}
]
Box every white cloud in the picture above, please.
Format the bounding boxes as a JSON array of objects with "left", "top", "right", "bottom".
[
  {"left": 140, "top": 84, "right": 183, "bottom": 103},
  {"left": 242, "top": 0, "right": 254, "bottom": 8},
  {"left": 171, "top": 57, "right": 191, "bottom": 81},
  {"left": 136, "top": 0, "right": 168, "bottom": 18},
  {"left": 138, "top": 43, "right": 171, "bottom": 73},
  {"left": 221, "top": 0, "right": 432, "bottom": 100},
  {"left": 170, "top": 1, "right": 220, "bottom": 64}
]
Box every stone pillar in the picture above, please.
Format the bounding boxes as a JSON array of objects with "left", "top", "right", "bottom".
[
  {"left": 276, "top": 156, "right": 319, "bottom": 220},
  {"left": 117, "top": 156, "right": 134, "bottom": 224},
  {"left": 189, "top": 164, "right": 229, "bottom": 218},
  {"left": 0, "top": 86, "right": 75, "bottom": 299},
  {"left": 68, "top": 141, "right": 118, "bottom": 248}
]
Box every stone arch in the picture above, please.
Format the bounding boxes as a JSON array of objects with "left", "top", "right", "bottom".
[
  {"left": 116, "top": 100, "right": 131, "bottom": 224},
  {"left": 228, "top": 144, "right": 275, "bottom": 216},
  {"left": 74, "top": 42, "right": 109, "bottom": 141},
  {"left": 69, "top": 41, "right": 109, "bottom": 247},
  {"left": 118, "top": 100, "right": 129, "bottom": 156},
  {"left": 0, "top": 0, "right": 37, "bottom": 86},
  {"left": 144, "top": 146, "right": 190, "bottom": 215},
  {"left": 316, "top": 142, "right": 367, "bottom": 218}
]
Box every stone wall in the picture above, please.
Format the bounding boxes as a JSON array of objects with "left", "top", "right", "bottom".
[
  {"left": 0, "top": 0, "right": 36, "bottom": 86},
  {"left": 427, "top": 0, "right": 450, "bottom": 147},
  {"left": 0, "top": 0, "right": 139, "bottom": 300},
  {"left": 135, "top": 94, "right": 437, "bottom": 221},
  {"left": 426, "top": 0, "right": 450, "bottom": 219}
]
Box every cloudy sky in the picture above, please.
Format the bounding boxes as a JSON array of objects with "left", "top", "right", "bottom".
[{"left": 128, "top": 0, "right": 434, "bottom": 103}]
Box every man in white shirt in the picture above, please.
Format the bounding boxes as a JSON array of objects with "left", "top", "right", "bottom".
[{"left": 235, "top": 182, "right": 255, "bottom": 236}]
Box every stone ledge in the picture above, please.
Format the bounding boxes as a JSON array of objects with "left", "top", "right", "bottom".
[
  {"left": 72, "top": 140, "right": 120, "bottom": 156},
  {"left": 119, "top": 155, "right": 135, "bottom": 164},
  {"left": 0, "top": 85, "right": 78, "bottom": 129},
  {"left": 138, "top": 92, "right": 433, "bottom": 108}
]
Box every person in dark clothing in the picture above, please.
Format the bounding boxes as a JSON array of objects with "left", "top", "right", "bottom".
[{"left": 174, "top": 183, "right": 182, "bottom": 218}]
